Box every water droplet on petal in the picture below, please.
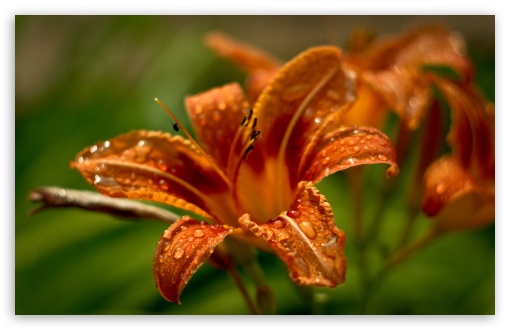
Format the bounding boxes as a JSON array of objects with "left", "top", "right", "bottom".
[
  {"left": 314, "top": 117, "right": 322, "bottom": 124},
  {"left": 282, "top": 84, "right": 311, "bottom": 101},
  {"left": 354, "top": 146, "right": 360, "bottom": 152},
  {"left": 157, "top": 159, "right": 167, "bottom": 171},
  {"left": 286, "top": 209, "right": 301, "bottom": 218},
  {"left": 271, "top": 219, "right": 285, "bottom": 229},
  {"left": 298, "top": 221, "right": 317, "bottom": 239},
  {"left": 90, "top": 145, "right": 98, "bottom": 153},
  {"left": 159, "top": 179, "right": 169, "bottom": 190},
  {"left": 436, "top": 183, "right": 446, "bottom": 194},
  {"left": 173, "top": 247, "right": 185, "bottom": 259},
  {"left": 194, "top": 229, "right": 205, "bottom": 238},
  {"left": 277, "top": 232, "right": 290, "bottom": 242},
  {"left": 138, "top": 140, "right": 146, "bottom": 147},
  {"left": 378, "top": 155, "right": 388, "bottom": 161}
]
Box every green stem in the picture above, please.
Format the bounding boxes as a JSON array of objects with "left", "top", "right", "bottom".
[{"left": 225, "top": 263, "right": 260, "bottom": 315}]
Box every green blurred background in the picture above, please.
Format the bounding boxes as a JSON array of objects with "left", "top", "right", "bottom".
[{"left": 15, "top": 15, "right": 495, "bottom": 315}]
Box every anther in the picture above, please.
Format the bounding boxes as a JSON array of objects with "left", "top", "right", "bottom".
[
  {"left": 243, "top": 145, "right": 255, "bottom": 159},
  {"left": 240, "top": 116, "right": 247, "bottom": 127},
  {"left": 247, "top": 109, "right": 253, "bottom": 122},
  {"left": 251, "top": 117, "right": 258, "bottom": 130},
  {"left": 251, "top": 130, "right": 261, "bottom": 140}
]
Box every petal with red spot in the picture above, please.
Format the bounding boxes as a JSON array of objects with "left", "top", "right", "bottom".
[{"left": 239, "top": 183, "right": 347, "bottom": 288}]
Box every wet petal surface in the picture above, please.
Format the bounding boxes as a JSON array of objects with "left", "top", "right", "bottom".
[
  {"left": 72, "top": 130, "right": 234, "bottom": 222},
  {"left": 239, "top": 183, "right": 347, "bottom": 287},
  {"left": 301, "top": 125, "right": 399, "bottom": 183},
  {"left": 153, "top": 216, "right": 233, "bottom": 303}
]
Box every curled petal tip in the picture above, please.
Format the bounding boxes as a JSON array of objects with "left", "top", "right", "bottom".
[{"left": 386, "top": 164, "right": 400, "bottom": 178}]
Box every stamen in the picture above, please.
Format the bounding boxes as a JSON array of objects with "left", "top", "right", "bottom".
[
  {"left": 227, "top": 110, "right": 257, "bottom": 178},
  {"left": 243, "top": 145, "right": 255, "bottom": 160},
  {"left": 154, "top": 98, "right": 232, "bottom": 188}
]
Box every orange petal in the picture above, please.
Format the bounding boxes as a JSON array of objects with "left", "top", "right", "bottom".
[
  {"left": 185, "top": 83, "right": 250, "bottom": 169},
  {"left": 204, "top": 31, "right": 282, "bottom": 73},
  {"left": 239, "top": 183, "right": 347, "bottom": 287},
  {"left": 71, "top": 130, "right": 234, "bottom": 223},
  {"left": 346, "top": 26, "right": 473, "bottom": 129},
  {"left": 435, "top": 78, "right": 495, "bottom": 183},
  {"left": 204, "top": 32, "right": 282, "bottom": 104},
  {"left": 153, "top": 216, "right": 233, "bottom": 303},
  {"left": 237, "top": 46, "right": 355, "bottom": 215},
  {"left": 422, "top": 156, "right": 494, "bottom": 231},
  {"left": 301, "top": 125, "right": 399, "bottom": 184}
]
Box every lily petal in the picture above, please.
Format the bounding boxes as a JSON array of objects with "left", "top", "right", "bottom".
[
  {"left": 153, "top": 216, "right": 233, "bottom": 303},
  {"left": 72, "top": 130, "right": 234, "bottom": 222},
  {"left": 185, "top": 83, "right": 250, "bottom": 169},
  {"left": 435, "top": 78, "right": 495, "bottom": 182},
  {"left": 345, "top": 26, "right": 473, "bottom": 129},
  {"left": 237, "top": 46, "right": 355, "bottom": 217},
  {"left": 422, "top": 156, "right": 494, "bottom": 231},
  {"left": 301, "top": 125, "right": 399, "bottom": 184},
  {"left": 204, "top": 31, "right": 281, "bottom": 102},
  {"left": 239, "top": 183, "right": 347, "bottom": 287}
]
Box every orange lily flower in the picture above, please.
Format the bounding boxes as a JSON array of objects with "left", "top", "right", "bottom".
[
  {"left": 72, "top": 45, "right": 399, "bottom": 303},
  {"left": 421, "top": 78, "right": 495, "bottom": 232},
  {"left": 342, "top": 25, "right": 473, "bottom": 129},
  {"left": 206, "top": 26, "right": 473, "bottom": 130}
]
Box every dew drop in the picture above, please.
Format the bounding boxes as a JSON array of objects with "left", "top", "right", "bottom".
[
  {"left": 194, "top": 229, "right": 205, "bottom": 238},
  {"left": 354, "top": 146, "right": 360, "bottom": 152},
  {"left": 104, "top": 140, "right": 110, "bottom": 148},
  {"left": 89, "top": 145, "right": 98, "bottom": 153},
  {"left": 378, "top": 155, "right": 388, "bottom": 161},
  {"left": 173, "top": 247, "right": 185, "bottom": 259},
  {"left": 298, "top": 221, "right": 317, "bottom": 239},
  {"left": 348, "top": 139, "right": 356, "bottom": 146},
  {"left": 282, "top": 84, "right": 311, "bottom": 101},
  {"left": 323, "top": 167, "right": 330, "bottom": 176},
  {"left": 218, "top": 101, "right": 227, "bottom": 110},
  {"left": 314, "top": 117, "right": 322, "bottom": 124},
  {"left": 157, "top": 159, "right": 168, "bottom": 171},
  {"left": 77, "top": 156, "right": 84, "bottom": 163},
  {"left": 159, "top": 179, "right": 169, "bottom": 190},
  {"left": 286, "top": 209, "right": 301, "bottom": 218},
  {"left": 194, "top": 105, "right": 203, "bottom": 114},
  {"left": 138, "top": 140, "right": 146, "bottom": 147},
  {"left": 436, "top": 183, "right": 446, "bottom": 194},
  {"left": 277, "top": 232, "right": 290, "bottom": 242},
  {"left": 93, "top": 175, "right": 101, "bottom": 185},
  {"left": 188, "top": 237, "right": 195, "bottom": 242},
  {"left": 327, "top": 89, "right": 340, "bottom": 101},
  {"left": 271, "top": 219, "right": 285, "bottom": 229},
  {"left": 321, "top": 157, "right": 330, "bottom": 166}
]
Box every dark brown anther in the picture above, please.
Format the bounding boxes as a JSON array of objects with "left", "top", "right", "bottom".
[
  {"left": 243, "top": 145, "right": 255, "bottom": 159},
  {"left": 252, "top": 117, "right": 258, "bottom": 129},
  {"left": 240, "top": 116, "right": 247, "bottom": 127},
  {"left": 247, "top": 109, "right": 253, "bottom": 122},
  {"left": 251, "top": 130, "right": 261, "bottom": 140}
]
